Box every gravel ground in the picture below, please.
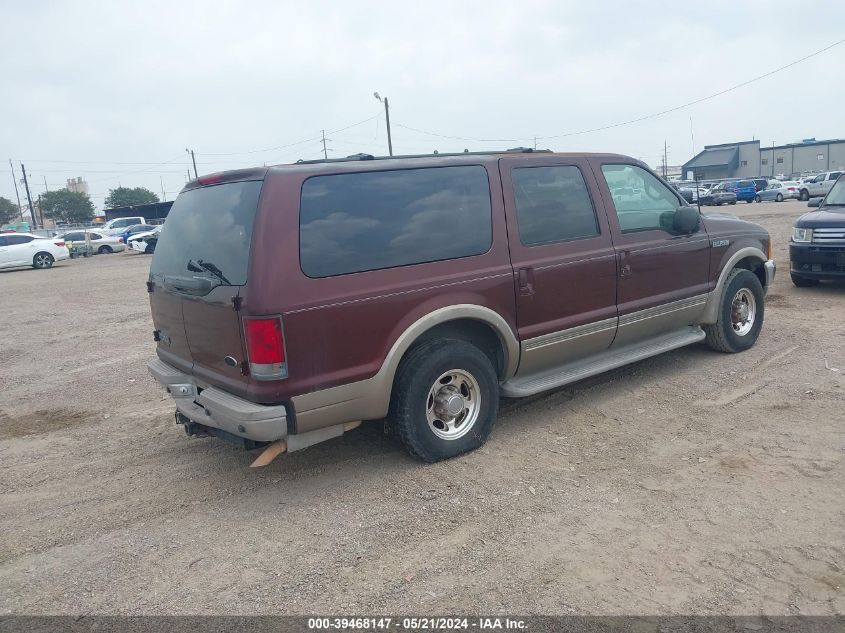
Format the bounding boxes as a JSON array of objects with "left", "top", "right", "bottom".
[{"left": 1, "top": 200, "right": 843, "bottom": 616}]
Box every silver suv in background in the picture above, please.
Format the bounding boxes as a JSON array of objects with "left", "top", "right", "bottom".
[{"left": 799, "top": 171, "right": 843, "bottom": 201}]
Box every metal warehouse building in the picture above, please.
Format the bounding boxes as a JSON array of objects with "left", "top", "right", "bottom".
[{"left": 681, "top": 138, "right": 845, "bottom": 181}]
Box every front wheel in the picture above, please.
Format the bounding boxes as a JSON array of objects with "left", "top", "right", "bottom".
[
  {"left": 389, "top": 339, "right": 499, "bottom": 462},
  {"left": 704, "top": 269, "right": 765, "bottom": 353},
  {"left": 776, "top": 194, "right": 783, "bottom": 202},
  {"left": 729, "top": 200, "right": 737, "bottom": 205},
  {"left": 32, "top": 252, "right": 54, "bottom": 269},
  {"left": 98, "top": 245, "right": 113, "bottom": 254},
  {"left": 755, "top": 195, "right": 761, "bottom": 203},
  {"left": 799, "top": 189, "right": 809, "bottom": 201}
]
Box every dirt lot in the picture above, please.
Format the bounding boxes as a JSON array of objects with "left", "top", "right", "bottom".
[{"left": 1, "top": 199, "right": 843, "bottom": 616}]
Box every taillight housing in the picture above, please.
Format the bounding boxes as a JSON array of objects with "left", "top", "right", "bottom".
[
  {"left": 118, "top": 237, "right": 124, "bottom": 244},
  {"left": 243, "top": 316, "right": 287, "bottom": 380},
  {"left": 54, "top": 241, "right": 65, "bottom": 247}
]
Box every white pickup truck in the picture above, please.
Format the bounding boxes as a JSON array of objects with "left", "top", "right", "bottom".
[
  {"left": 98, "top": 216, "right": 146, "bottom": 235},
  {"left": 799, "top": 171, "right": 843, "bottom": 201}
]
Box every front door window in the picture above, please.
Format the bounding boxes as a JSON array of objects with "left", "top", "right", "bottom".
[{"left": 601, "top": 164, "right": 683, "bottom": 233}]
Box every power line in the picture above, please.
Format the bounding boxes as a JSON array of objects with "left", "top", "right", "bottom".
[{"left": 393, "top": 37, "right": 845, "bottom": 144}]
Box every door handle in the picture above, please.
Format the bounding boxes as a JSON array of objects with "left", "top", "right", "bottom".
[
  {"left": 518, "top": 268, "right": 534, "bottom": 297},
  {"left": 618, "top": 251, "right": 632, "bottom": 277}
]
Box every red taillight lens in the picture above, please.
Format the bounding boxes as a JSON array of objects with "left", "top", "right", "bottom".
[
  {"left": 118, "top": 237, "right": 124, "bottom": 243},
  {"left": 243, "top": 317, "right": 287, "bottom": 380},
  {"left": 54, "top": 241, "right": 65, "bottom": 247},
  {"left": 787, "top": 187, "right": 796, "bottom": 191}
]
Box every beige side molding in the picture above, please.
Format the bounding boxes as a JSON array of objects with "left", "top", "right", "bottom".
[{"left": 700, "top": 246, "right": 768, "bottom": 324}]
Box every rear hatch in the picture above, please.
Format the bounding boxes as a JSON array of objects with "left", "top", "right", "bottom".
[{"left": 148, "top": 176, "right": 263, "bottom": 393}]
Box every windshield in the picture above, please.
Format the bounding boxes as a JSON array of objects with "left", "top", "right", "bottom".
[
  {"left": 824, "top": 177, "right": 845, "bottom": 206},
  {"left": 149, "top": 180, "right": 262, "bottom": 286}
]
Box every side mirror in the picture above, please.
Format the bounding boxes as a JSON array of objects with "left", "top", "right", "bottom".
[
  {"left": 807, "top": 198, "right": 822, "bottom": 208},
  {"left": 673, "top": 206, "right": 700, "bottom": 234}
]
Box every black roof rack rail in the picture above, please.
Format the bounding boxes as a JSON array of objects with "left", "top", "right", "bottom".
[{"left": 290, "top": 148, "right": 552, "bottom": 165}]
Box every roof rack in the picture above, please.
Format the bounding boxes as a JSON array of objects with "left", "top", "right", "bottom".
[{"left": 291, "top": 147, "right": 551, "bottom": 165}]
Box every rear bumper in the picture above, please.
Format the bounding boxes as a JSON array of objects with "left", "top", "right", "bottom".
[{"left": 147, "top": 358, "right": 287, "bottom": 442}]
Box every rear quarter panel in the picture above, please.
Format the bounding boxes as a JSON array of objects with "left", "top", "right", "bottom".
[{"left": 243, "top": 159, "right": 516, "bottom": 405}]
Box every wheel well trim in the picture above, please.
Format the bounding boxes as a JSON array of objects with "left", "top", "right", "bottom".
[
  {"left": 290, "top": 304, "right": 519, "bottom": 432},
  {"left": 701, "top": 246, "right": 767, "bottom": 323}
]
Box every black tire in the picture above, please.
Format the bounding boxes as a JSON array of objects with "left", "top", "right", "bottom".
[
  {"left": 776, "top": 194, "right": 783, "bottom": 202},
  {"left": 98, "top": 245, "right": 113, "bottom": 254},
  {"left": 791, "top": 273, "right": 819, "bottom": 288},
  {"left": 704, "top": 269, "right": 765, "bottom": 353},
  {"left": 755, "top": 195, "right": 761, "bottom": 203},
  {"left": 746, "top": 199, "right": 753, "bottom": 204},
  {"left": 389, "top": 338, "right": 499, "bottom": 462},
  {"left": 145, "top": 240, "right": 156, "bottom": 254},
  {"left": 32, "top": 252, "right": 54, "bottom": 269},
  {"left": 799, "top": 189, "right": 809, "bottom": 201},
  {"left": 729, "top": 200, "right": 736, "bottom": 205}
]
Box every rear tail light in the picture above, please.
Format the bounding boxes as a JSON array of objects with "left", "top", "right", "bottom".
[
  {"left": 118, "top": 237, "right": 124, "bottom": 244},
  {"left": 787, "top": 187, "right": 796, "bottom": 191},
  {"left": 54, "top": 241, "right": 65, "bottom": 247},
  {"left": 243, "top": 316, "right": 287, "bottom": 380}
]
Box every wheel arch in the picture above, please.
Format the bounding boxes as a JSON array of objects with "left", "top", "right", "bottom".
[{"left": 701, "top": 246, "right": 768, "bottom": 324}]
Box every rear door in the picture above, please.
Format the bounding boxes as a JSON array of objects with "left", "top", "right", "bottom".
[
  {"left": 593, "top": 160, "right": 710, "bottom": 347},
  {"left": 148, "top": 179, "right": 263, "bottom": 391},
  {"left": 500, "top": 156, "right": 617, "bottom": 375}
]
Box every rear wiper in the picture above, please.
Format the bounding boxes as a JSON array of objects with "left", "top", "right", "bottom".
[{"left": 187, "top": 258, "right": 231, "bottom": 285}]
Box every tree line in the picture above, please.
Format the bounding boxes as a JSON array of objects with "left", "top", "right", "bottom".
[{"left": 0, "top": 186, "right": 160, "bottom": 225}]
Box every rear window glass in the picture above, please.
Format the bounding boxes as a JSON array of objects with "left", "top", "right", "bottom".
[
  {"left": 299, "top": 166, "right": 492, "bottom": 278},
  {"left": 738, "top": 180, "right": 754, "bottom": 188},
  {"left": 150, "top": 181, "right": 262, "bottom": 286}
]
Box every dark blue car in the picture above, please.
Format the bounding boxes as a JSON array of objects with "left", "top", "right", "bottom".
[
  {"left": 725, "top": 180, "right": 757, "bottom": 204},
  {"left": 118, "top": 224, "right": 156, "bottom": 244}
]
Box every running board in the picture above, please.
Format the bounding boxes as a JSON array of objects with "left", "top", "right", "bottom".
[{"left": 501, "top": 326, "right": 705, "bottom": 398}]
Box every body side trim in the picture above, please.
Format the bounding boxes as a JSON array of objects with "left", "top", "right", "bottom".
[{"left": 523, "top": 317, "right": 617, "bottom": 351}]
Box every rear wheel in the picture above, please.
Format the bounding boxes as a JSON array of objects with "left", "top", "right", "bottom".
[
  {"left": 704, "top": 269, "right": 764, "bottom": 353},
  {"left": 32, "top": 252, "right": 54, "bottom": 269},
  {"left": 98, "top": 245, "right": 113, "bottom": 254},
  {"left": 776, "top": 193, "right": 783, "bottom": 202},
  {"left": 799, "top": 189, "right": 809, "bottom": 201},
  {"left": 791, "top": 273, "right": 819, "bottom": 288},
  {"left": 389, "top": 339, "right": 499, "bottom": 462},
  {"left": 755, "top": 195, "right": 761, "bottom": 203},
  {"left": 729, "top": 200, "right": 736, "bottom": 205}
]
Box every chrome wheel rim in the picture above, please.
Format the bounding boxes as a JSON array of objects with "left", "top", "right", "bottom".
[
  {"left": 425, "top": 369, "right": 481, "bottom": 441},
  {"left": 35, "top": 254, "right": 51, "bottom": 267},
  {"left": 731, "top": 288, "right": 756, "bottom": 336}
]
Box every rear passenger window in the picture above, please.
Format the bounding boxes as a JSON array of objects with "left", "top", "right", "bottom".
[
  {"left": 299, "top": 166, "right": 492, "bottom": 278},
  {"left": 6, "top": 235, "right": 34, "bottom": 245},
  {"left": 601, "top": 164, "right": 681, "bottom": 233},
  {"left": 512, "top": 166, "right": 599, "bottom": 246}
]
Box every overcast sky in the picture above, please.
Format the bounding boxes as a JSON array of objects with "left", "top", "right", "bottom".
[{"left": 2, "top": 1, "right": 843, "bottom": 211}]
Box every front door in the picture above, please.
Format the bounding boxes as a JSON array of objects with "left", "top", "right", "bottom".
[
  {"left": 500, "top": 156, "right": 618, "bottom": 376},
  {"left": 592, "top": 160, "right": 710, "bottom": 347}
]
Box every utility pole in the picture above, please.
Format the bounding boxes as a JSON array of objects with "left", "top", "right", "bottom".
[
  {"left": 320, "top": 129, "right": 332, "bottom": 159},
  {"left": 160, "top": 176, "right": 167, "bottom": 202},
  {"left": 42, "top": 175, "right": 49, "bottom": 193},
  {"left": 689, "top": 117, "right": 695, "bottom": 156},
  {"left": 185, "top": 148, "right": 198, "bottom": 179},
  {"left": 771, "top": 141, "right": 775, "bottom": 178},
  {"left": 19, "top": 163, "right": 37, "bottom": 228},
  {"left": 8, "top": 159, "right": 23, "bottom": 221},
  {"left": 663, "top": 140, "right": 668, "bottom": 179},
  {"left": 533, "top": 136, "right": 538, "bottom": 150},
  {"left": 373, "top": 92, "right": 393, "bottom": 156}
]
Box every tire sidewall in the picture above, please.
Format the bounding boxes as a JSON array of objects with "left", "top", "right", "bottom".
[
  {"left": 33, "top": 253, "right": 54, "bottom": 269},
  {"left": 396, "top": 341, "right": 498, "bottom": 461},
  {"left": 719, "top": 271, "right": 764, "bottom": 352}
]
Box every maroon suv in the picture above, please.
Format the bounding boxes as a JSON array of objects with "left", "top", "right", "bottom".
[{"left": 147, "top": 150, "right": 775, "bottom": 463}]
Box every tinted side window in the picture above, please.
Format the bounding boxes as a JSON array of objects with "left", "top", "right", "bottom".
[
  {"left": 88, "top": 233, "right": 102, "bottom": 240},
  {"left": 64, "top": 232, "right": 82, "bottom": 241},
  {"left": 0, "top": 236, "right": 8, "bottom": 247},
  {"left": 512, "top": 166, "right": 599, "bottom": 246},
  {"left": 300, "top": 166, "right": 492, "bottom": 278},
  {"left": 830, "top": 172, "right": 842, "bottom": 180},
  {"left": 6, "top": 235, "right": 34, "bottom": 245},
  {"left": 601, "top": 164, "right": 681, "bottom": 233}
]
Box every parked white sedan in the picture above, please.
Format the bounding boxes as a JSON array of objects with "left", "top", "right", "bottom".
[
  {"left": 0, "top": 232, "right": 70, "bottom": 269},
  {"left": 58, "top": 230, "right": 126, "bottom": 254}
]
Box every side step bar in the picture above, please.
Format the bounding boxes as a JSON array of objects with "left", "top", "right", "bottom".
[{"left": 500, "top": 326, "right": 705, "bottom": 398}]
